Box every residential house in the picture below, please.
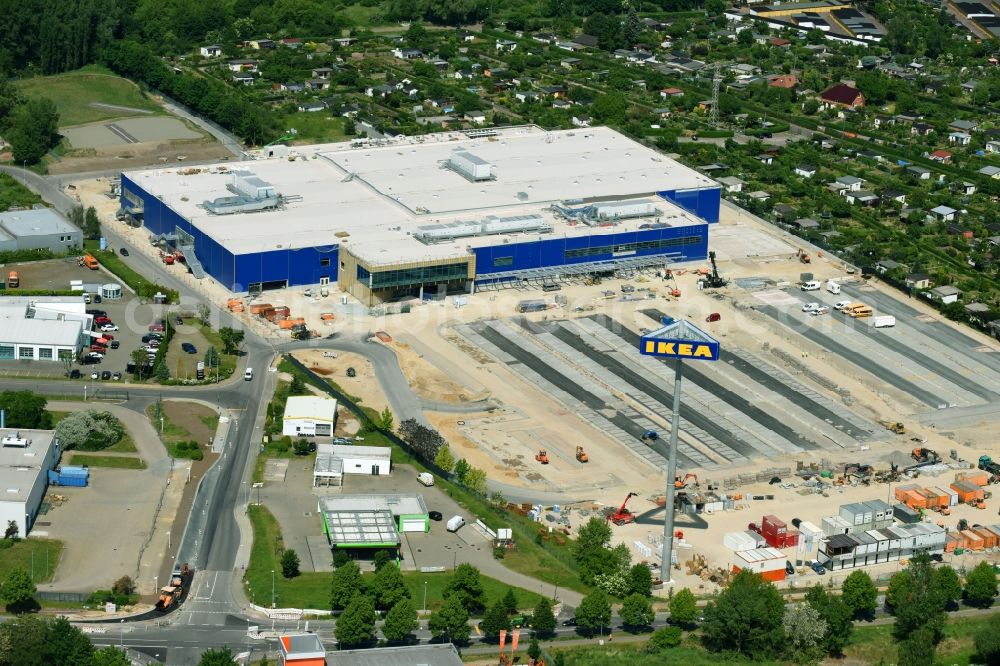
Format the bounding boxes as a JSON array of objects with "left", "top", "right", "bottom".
[
  {"left": 873, "top": 115, "right": 894, "bottom": 129},
  {"left": 857, "top": 149, "right": 884, "bottom": 163},
  {"left": 572, "top": 34, "right": 600, "bottom": 49},
  {"left": 979, "top": 165, "right": 1000, "bottom": 179},
  {"left": 200, "top": 45, "right": 222, "bottom": 57},
  {"left": 392, "top": 48, "right": 422, "bottom": 60},
  {"left": 561, "top": 57, "right": 581, "bottom": 69},
  {"left": 552, "top": 99, "right": 572, "bottom": 109},
  {"left": 460, "top": 30, "right": 477, "bottom": 42},
  {"left": 280, "top": 38, "right": 301, "bottom": 49},
  {"left": 962, "top": 80, "right": 980, "bottom": 94},
  {"left": 881, "top": 189, "right": 906, "bottom": 205},
  {"left": 496, "top": 39, "right": 517, "bottom": 52},
  {"left": 906, "top": 273, "right": 932, "bottom": 289},
  {"left": 930, "top": 205, "right": 958, "bottom": 222},
  {"left": 533, "top": 32, "right": 556, "bottom": 44},
  {"left": 911, "top": 122, "right": 934, "bottom": 137},
  {"left": 249, "top": 39, "right": 276, "bottom": 50},
  {"left": 835, "top": 175, "right": 865, "bottom": 192},
  {"left": 965, "top": 303, "right": 991, "bottom": 319},
  {"left": 947, "top": 224, "right": 973, "bottom": 239},
  {"left": 298, "top": 102, "right": 326, "bottom": 113},
  {"left": 908, "top": 165, "right": 932, "bottom": 180},
  {"left": 986, "top": 140, "right": 1000, "bottom": 154},
  {"left": 366, "top": 84, "right": 394, "bottom": 98},
  {"left": 572, "top": 115, "right": 592, "bottom": 127},
  {"left": 768, "top": 74, "right": 798, "bottom": 89},
  {"left": 540, "top": 85, "right": 566, "bottom": 98},
  {"left": 746, "top": 190, "right": 771, "bottom": 201},
  {"left": 773, "top": 203, "right": 797, "bottom": 220},
  {"left": 949, "top": 119, "right": 978, "bottom": 132},
  {"left": 514, "top": 91, "right": 539, "bottom": 103},
  {"left": 846, "top": 190, "right": 880, "bottom": 206},
  {"left": 464, "top": 110, "right": 487, "bottom": 124},
  {"left": 929, "top": 285, "right": 961, "bottom": 304},
  {"left": 948, "top": 132, "right": 971, "bottom": 146},
  {"left": 227, "top": 59, "right": 258, "bottom": 72},
  {"left": 875, "top": 259, "right": 903, "bottom": 274},
  {"left": 755, "top": 154, "right": 774, "bottom": 166},
  {"left": 717, "top": 176, "right": 745, "bottom": 193},
  {"left": 339, "top": 104, "right": 359, "bottom": 117},
  {"left": 953, "top": 181, "right": 977, "bottom": 195},
  {"left": 791, "top": 218, "right": 820, "bottom": 230},
  {"left": 276, "top": 82, "right": 304, "bottom": 94},
  {"left": 305, "top": 79, "right": 330, "bottom": 91},
  {"left": 652, "top": 107, "right": 672, "bottom": 119},
  {"left": 819, "top": 83, "right": 866, "bottom": 110},
  {"left": 660, "top": 87, "right": 685, "bottom": 98},
  {"left": 311, "top": 67, "right": 334, "bottom": 79},
  {"left": 929, "top": 149, "right": 952, "bottom": 163},
  {"left": 794, "top": 165, "right": 817, "bottom": 178},
  {"left": 232, "top": 73, "right": 255, "bottom": 85},
  {"left": 769, "top": 37, "right": 792, "bottom": 47}
]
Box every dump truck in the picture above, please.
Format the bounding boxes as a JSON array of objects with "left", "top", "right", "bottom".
[
  {"left": 7, "top": 271, "right": 18, "bottom": 288},
  {"left": 979, "top": 455, "right": 1000, "bottom": 479},
  {"left": 880, "top": 420, "right": 906, "bottom": 434},
  {"left": 155, "top": 586, "right": 182, "bottom": 611}
]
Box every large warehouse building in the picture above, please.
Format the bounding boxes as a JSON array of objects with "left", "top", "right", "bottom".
[
  {"left": 119, "top": 126, "right": 719, "bottom": 303},
  {"left": 0, "top": 429, "right": 60, "bottom": 538}
]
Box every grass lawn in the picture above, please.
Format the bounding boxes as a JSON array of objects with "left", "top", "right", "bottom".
[
  {"left": 17, "top": 67, "right": 160, "bottom": 127},
  {"left": 195, "top": 322, "right": 238, "bottom": 379},
  {"left": 48, "top": 410, "right": 137, "bottom": 452},
  {"left": 0, "top": 538, "right": 62, "bottom": 583},
  {"left": 339, "top": 3, "right": 389, "bottom": 25},
  {"left": 68, "top": 454, "right": 145, "bottom": 470},
  {"left": 281, "top": 111, "right": 350, "bottom": 144},
  {"left": 843, "top": 616, "right": 995, "bottom": 665},
  {"left": 0, "top": 173, "right": 42, "bottom": 209},
  {"left": 84, "top": 242, "right": 154, "bottom": 293},
  {"left": 146, "top": 403, "right": 192, "bottom": 445},
  {"left": 245, "top": 505, "right": 545, "bottom": 613}
]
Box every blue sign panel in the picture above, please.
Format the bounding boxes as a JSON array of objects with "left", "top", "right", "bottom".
[{"left": 639, "top": 320, "right": 720, "bottom": 361}]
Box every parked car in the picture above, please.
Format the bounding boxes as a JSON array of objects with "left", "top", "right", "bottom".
[
  {"left": 428, "top": 511, "right": 443, "bottom": 521},
  {"left": 81, "top": 355, "right": 100, "bottom": 365},
  {"left": 101, "top": 370, "right": 112, "bottom": 380},
  {"left": 90, "top": 371, "right": 99, "bottom": 379},
  {"left": 112, "top": 371, "right": 122, "bottom": 381},
  {"left": 562, "top": 618, "right": 578, "bottom": 627},
  {"left": 90, "top": 345, "right": 107, "bottom": 354},
  {"left": 785, "top": 561, "right": 795, "bottom": 575},
  {"left": 119, "top": 248, "right": 129, "bottom": 256},
  {"left": 147, "top": 339, "right": 161, "bottom": 348},
  {"left": 811, "top": 562, "right": 826, "bottom": 575},
  {"left": 110, "top": 340, "right": 120, "bottom": 350},
  {"left": 141, "top": 334, "right": 162, "bottom": 343},
  {"left": 705, "top": 312, "right": 721, "bottom": 322},
  {"left": 69, "top": 369, "right": 81, "bottom": 379},
  {"left": 93, "top": 294, "right": 102, "bottom": 303},
  {"left": 148, "top": 323, "right": 165, "bottom": 332},
  {"left": 100, "top": 324, "right": 119, "bottom": 332},
  {"left": 181, "top": 342, "right": 197, "bottom": 354},
  {"left": 801, "top": 302, "right": 821, "bottom": 313},
  {"left": 86, "top": 309, "right": 106, "bottom": 316},
  {"left": 94, "top": 316, "right": 111, "bottom": 325}
]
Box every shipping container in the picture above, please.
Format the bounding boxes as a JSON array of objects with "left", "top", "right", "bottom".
[
  {"left": 935, "top": 486, "right": 959, "bottom": 507},
  {"left": 903, "top": 490, "right": 928, "bottom": 509},
  {"left": 971, "top": 527, "right": 997, "bottom": 549},
  {"left": 822, "top": 515, "right": 852, "bottom": 536},
  {"left": 956, "top": 471, "right": 990, "bottom": 487},
  {"left": 894, "top": 484, "right": 920, "bottom": 502},
  {"left": 724, "top": 531, "right": 759, "bottom": 552},
  {"left": 248, "top": 303, "right": 272, "bottom": 315},
  {"left": 862, "top": 499, "right": 892, "bottom": 522},
  {"left": 961, "top": 530, "right": 985, "bottom": 551},
  {"left": 950, "top": 480, "right": 985, "bottom": 504},
  {"left": 893, "top": 504, "right": 921, "bottom": 524},
  {"left": 945, "top": 533, "right": 962, "bottom": 553}
]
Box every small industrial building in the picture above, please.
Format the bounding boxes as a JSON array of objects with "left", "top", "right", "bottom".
[
  {"left": 277, "top": 633, "right": 326, "bottom": 666},
  {"left": 282, "top": 396, "right": 338, "bottom": 437},
  {"left": 319, "top": 494, "right": 429, "bottom": 555},
  {"left": 0, "top": 208, "right": 82, "bottom": 254},
  {"left": 818, "top": 523, "right": 946, "bottom": 570},
  {"left": 119, "top": 126, "right": 719, "bottom": 302},
  {"left": 331, "top": 644, "right": 462, "bottom": 666},
  {"left": 0, "top": 430, "right": 60, "bottom": 538},
  {"left": 312, "top": 444, "right": 391, "bottom": 487},
  {"left": 0, "top": 296, "right": 91, "bottom": 361}
]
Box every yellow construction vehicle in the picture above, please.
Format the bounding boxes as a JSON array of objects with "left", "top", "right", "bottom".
[{"left": 879, "top": 420, "right": 905, "bottom": 434}]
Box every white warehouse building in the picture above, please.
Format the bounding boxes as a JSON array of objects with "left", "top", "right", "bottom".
[
  {"left": 313, "top": 444, "right": 391, "bottom": 487},
  {"left": 0, "top": 430, "right": 60, "bottom": 538},
  {"left": 282, "top": 396, "right": 337, "bottom": 437},
  {"left": 0, "top": 296, "right": 91, "bottom": 361}
]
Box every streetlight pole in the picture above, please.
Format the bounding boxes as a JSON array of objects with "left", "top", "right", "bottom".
[
  {"left": 271, "top": 569, "right": 275, "bottom": 608},
  {"left": 423, "top": 581, "right": 427, "bottom": 613}
]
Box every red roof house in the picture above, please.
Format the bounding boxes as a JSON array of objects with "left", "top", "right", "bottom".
[
  {"left": 930, "top": 149, "right": 952, "bottom": 163},
  {"left": 820, "top": 83, "right": 866, "bottom": 110},
  {"left": 769, "top": 74, "right": 799, "bottom": 89}
]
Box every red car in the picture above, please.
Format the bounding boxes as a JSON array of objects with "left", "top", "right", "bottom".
[
  {"left": 90, "top": 345, "right": 107, "bottom": 353},
  {"left": 94, "top": 316, "right": 111, "bottom": 325},
  {"left": 148, "top": 323, "right": 164, "bottom": 332}
]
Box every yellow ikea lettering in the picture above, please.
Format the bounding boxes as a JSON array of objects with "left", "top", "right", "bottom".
[{"left": 692, "top": 345, "right": 714, "bottom": 358}]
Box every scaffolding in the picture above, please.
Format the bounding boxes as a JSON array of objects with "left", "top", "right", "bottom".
[{"left": 475, "top": 254, "right": 677, "bottom": 290}]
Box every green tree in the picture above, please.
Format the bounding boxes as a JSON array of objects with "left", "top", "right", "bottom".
[
  {"left": 782, "top": 603, "right": 826, "bottom": 663},
  {"left": 973, "top": 612, "right": 1000, "bottom": 664},
  {"left": 48, "top": 616, "right": 94, "bottom": 666},
  {"left": 453, "top": 458, "right": 470, "bottom": 483},
  {"left": 964, "top": 561, "right": 998, "bottom": 608},
  {"left": 0, "top": 615, "right": 50, "bottom": 666},
  {"left": 501, "top": 587, "right": 518, "bottom": 615},
  {"left": 464, "top": 467, "right": 488, "bottom": 495},
  {"left": 378, "top": 407, "right": 393, "bottom": 431},
  {"left": 92, "top": 646, "right": 131, "bottom": 666},
  {"left": 1, "top": 567, "right": 36, "bottom": 612},
  {"left": 480, "top": 600, "right": 511, "bottom": 641},
  {"left": 336, "top": 594, "right": 377, "bottom": 648},
  {"left": 289, "top": 374, "right": 306, "bottom": 395},
  {"left": 428, "top": 595, "right": 470, "bottom": 643},
  {"left": 574, "top": 517, "right": 615, "bottom": 585},
  {"left": 628, "top": 563, "right": 652, "bottom": 596},
  {"left": 443, "top": 563, "right": 485, "bottom": 613},
  {"left": 591, "top": 94, "right": 627, "bottom": 125},
  {"left": 527, "top": 635, "right": 541, "bottom": 660},
  {"left": 933, "top": 565, "right": 962, "bottom": 609},
  {"left": 281, "top": 549, "right": 300, "bottom": 578},
  {"left": 647, "top": 625, "right": 682, "bottom": 652},
  {"left": 669, "top": 587, "right": 698, "bottom": 626},
  {"left": 198, "top": 647, "right": 238, "bottom": 665},
  {"left": 218, "top": 327, "right": 245, "bottom": 354},
  {"left": 532, "top": 597, "right": 557, "bottom": 637},
  {"left": 0, "top": 391, "right": 51, "bottom": 429},
  {"left": 111, "top": 576, "right": 135, "bottom": 596},
  {"left": 370, "top": 562, "right": 410, "bottom": 611},
  {"left": 155, "top": 362, "right": 169, "bottom": 382},
  {"left": 897, "top": 625, "right": 936, "bottom": 666},
  {"left": 83, "top": 207, "right": 101, "bottom": 240},
  {"left": 4, "top": 520, "right": 17, "bottom": 540},
  {"left": 701, "top": 570, "right": 785, "bottom": 660},
  {"left": 382, "top": 598, "right": 417, "bottom": 644},
  {"left": 804, "top": 584, "right": 853, "bottom": 656},
  {"left": 576, "top": 589, "right": 612, "bottom": 636},
  {"left": 889, "top": 554, "right": 947, "bottom": 645},
  {"left": 329, "top": 561, "right": 363, "bottom": 610},
  {"left": 841, "top": 570, "right": 878, "bottom": 619},
  {"left": 196, "top": 303, "right": 211, "bottom": 326},
  {"left": 7, "top": 98, "right": 59, "bottom": 164},
  {"left": 292, "top": 439, "right": 311, "bottom": 456},
  {"left": 373, "top": 550, "right": 391, "bottom": 571},
  {"left": 434, "top": 445, "right": 455, "bottom": 473},
  {"left": 620, "top": 593, "right": 654, "bottom": 631}
]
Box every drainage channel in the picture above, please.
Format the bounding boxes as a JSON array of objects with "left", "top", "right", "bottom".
[
  {"left": 588, "top": 314, "right": 826, "bottom": 453},
  {"left": 473, "top": 322, "right": 699, "bottom": 468},
  {"left": 641, "top": 308, "right": 875, "bottom": 441}
]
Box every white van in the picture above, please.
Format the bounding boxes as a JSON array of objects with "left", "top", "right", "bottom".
[
  {"left": 417, "top": 472, "right": 435, "bottom": 487},
  {"left": 801, "top": 280, "right": 821, "bottom": 291},
  {"left": 446, "top": 515, "right": 465, "bottom": 532},
  {"left": 244, "top": 368, "right": 253, "bottom": 381},
  {"left": 826, "top": 281, "right": 841, "bottom": 295}
]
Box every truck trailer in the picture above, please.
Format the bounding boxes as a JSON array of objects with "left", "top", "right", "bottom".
[{"left": 873, "top": 315, "right": 896, "bottom": 328}]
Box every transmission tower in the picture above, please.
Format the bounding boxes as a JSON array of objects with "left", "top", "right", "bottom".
[{"left": 709, "top": 62, "right": 723, "bottom": 128}]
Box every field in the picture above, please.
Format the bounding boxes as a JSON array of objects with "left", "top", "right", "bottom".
[
  {"left": 0, "top": 173, "right": 42, "bottom": 211},
  {"left": 17, "top": 66, "right": 161, "bottom": 127},
  {"left": 0, "top": 538, "right": 62, "bottom": 584},
  {"left": 67, "top": 454, "right": 146, "bottom": 469},
  {"left": 280, "top": 111, "right": 351, "bottom": 144},
  {"left": 244, "top": 505, "right": 546, "bottom": 612}
]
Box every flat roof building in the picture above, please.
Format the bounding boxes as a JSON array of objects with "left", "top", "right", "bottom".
[
  {"left": 282, "top": 396, "right": 337, "bottom": 437},
  {"left": 313, "top": 444, "right": 391, "bottom": 486},
  {"left": 120, "top": 126, "right": 718, "bottom": 304},
  {"left": 278, "top": 633, "right": 326, "bottom": 666},
  {"left": 0, "top": 208, "right": 83, "bottom": 254},
  {"left": 319, "top": 493, "right": 429, "bottom": 552},
  {"left": 0, "top": 429, "right": 60, "bottom": 538},
  {"left": 330, "top": 644, "right": 462, "bottom": 666},
  {"left": 0, "top": 296, "right": 90, "bottom": 361}
]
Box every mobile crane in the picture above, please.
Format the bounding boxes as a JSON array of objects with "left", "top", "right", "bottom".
[
  {"left": 700, "top": 251, "right": 728, "bottom": 289},
  {"left": 608, "top": 492, "right": 639, "bottom": 526}
]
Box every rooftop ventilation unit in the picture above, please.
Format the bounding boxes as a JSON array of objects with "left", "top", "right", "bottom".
[
  {"left": 551, "top": 199, "right": 661, "bottom": 226},
  {"left": 414, "top": 214, "right": 551, "bottom": 244},
  {"left": 201, "top": 170, "right": 283, "bottom": 215},
  {"left": 1, "top": 433, "right": 28, "bottom": 448},
  {"left": 447, "top": 151, "right": 495, "bottom": 182}
]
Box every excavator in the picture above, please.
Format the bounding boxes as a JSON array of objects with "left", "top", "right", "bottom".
[
  {"left": 797, "top": 248, "right": 812, "bottom": 264},
  {"left": 842, "top": 463, "right": 873, "bottom": 483},
  {"left": 575, "top": 446, "right": 589, "bottom": 463},
  {"left": 608, "top": 492, "right": 639, "bottom": 526},
  {"left": 911, "top": 448, "right": 940, "bottom": 464},
  {"left": 699, "top": 251, "right": 728, "bottom": 289},
  {"left": 535, "top": 449, "right": 550, "bottom": 464},
  {"left": 674, "top": 473, "right": 699, "bottom": 489}
]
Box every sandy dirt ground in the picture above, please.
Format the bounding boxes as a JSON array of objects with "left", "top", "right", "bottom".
[
  {"left": 292, "top": 349, "right": 389, "bottom": 414},
  {"left": 50, "top": 140, "right": 229, "bottom": 175}
]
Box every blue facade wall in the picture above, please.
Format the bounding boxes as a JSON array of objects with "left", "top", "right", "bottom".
[
  {"left": 120, "top": 175, "right": 338, "bottom": 291},
  {"left": 657, "top": 186, "right": 721, "bottom": 223},
  {"left": 471, "top": 224, "right": 708, "bottom": 278}
]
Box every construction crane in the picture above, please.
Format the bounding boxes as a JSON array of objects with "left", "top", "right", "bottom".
[
  {"left": 700, "top": 251, "right": 728, "bottom": 289},
  {"left": 575, "top": 446, "right": 589, "bottom": 463},
  {"left": 535, "top": 449, "right": 549, "bottom": 464},
  {"left": 608, "top": 492, "right": 639, "bottom": 526}
]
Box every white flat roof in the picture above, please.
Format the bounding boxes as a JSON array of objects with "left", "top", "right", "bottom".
[
  {"left": 318, "top": 444, "right": 391, "bottom": 461},
  {"left": 0, "top": 208, "right": 79, "bottom": 238},
  {"left": 320, "top": 493, "right": 427, "bottom": 516},
  {"left": 0, "top": 303, "right": 82, "bottom": 347},
  {"left": 0, "top": 430, "right": 57, "bottom": 503},
  {"left": 282, "top": 396, "right": 337, "bottom": 422},
  {"left": 124, "top": 126, "right": 714, "bottom": 261}
]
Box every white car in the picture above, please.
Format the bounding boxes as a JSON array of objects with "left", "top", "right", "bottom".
[
  {"left": 87, "top": 351, "right": 104, "bottom": 359},
  {"left": 100, "top": 323, "right": 119, "bottom": 332},
  {"left": 810, "top": 306, "right": 830, "bottom": 315},
  {"left": 801, "top": 302, "right": 821, "bottom": 313},
  {"left": 834, "top": 300, "right": 852, "bottom": 311},
  {"left": 90, "top": 371, "right": 99, "bottom": 379}
]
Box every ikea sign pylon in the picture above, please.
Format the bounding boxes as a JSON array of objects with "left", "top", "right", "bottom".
[{"left": 639, "top": 318, "right": 720, "bottom": 362}]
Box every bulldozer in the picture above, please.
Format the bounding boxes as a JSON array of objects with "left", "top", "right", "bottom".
[
  {"left": 535, "top": 450, "right": 550, "bottom": 464},
  {"left": 575, "top": 446, "right": 589, "bottom": 463},
  {"left": 879, "top": 420, "right": 905, "bottom": 434}
]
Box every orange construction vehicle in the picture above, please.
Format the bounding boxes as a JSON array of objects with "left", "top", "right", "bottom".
[
  {"left": 797, "top": 248, "right": 811, "bottom": 264},
  {"left": 575, "top": 446, "right": 589, "bottom": 463},
  {"left": 535, "top": 449, "right": 549, "bottom": 464},
  {"left": 7, "top": 271, "right": 18, "bottom": 288},
  {"left": 82, "top": 254, "right": 98, "bottom": 270},
  {"left": 674, "top": 473, "right": 699, "bottom": 489},
  {"left": 609, "top": 492, "right": 639, "bottom": 526}
]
